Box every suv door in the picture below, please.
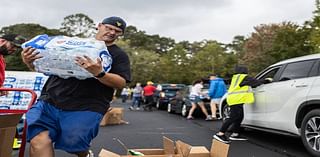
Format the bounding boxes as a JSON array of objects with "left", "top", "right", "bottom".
[
  {"left": 243, "top": 66, "right": 282, "bottom": 127},
  {"left": 263, "top": 60, "right": 318, "bottom": 132}
]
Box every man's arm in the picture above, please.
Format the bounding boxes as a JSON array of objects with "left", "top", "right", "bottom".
[
  {"left": 75, "top": 55, "right": 127, "bottom": 89},
  {"left": 96, "top": 73, "right": 126, "bottom": 89}
]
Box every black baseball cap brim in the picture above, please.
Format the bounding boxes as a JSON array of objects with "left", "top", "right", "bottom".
[{"left": 1, "top": 34, "right": 26, "bottom": 47}]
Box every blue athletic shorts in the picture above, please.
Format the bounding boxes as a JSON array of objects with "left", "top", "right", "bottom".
[{"left": 26, "top": 100, "right": 103, "bottom": 153}]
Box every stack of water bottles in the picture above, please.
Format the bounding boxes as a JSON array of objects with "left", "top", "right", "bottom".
[{"left": 22, "top": 34, "right": 112, "bottom": 80}]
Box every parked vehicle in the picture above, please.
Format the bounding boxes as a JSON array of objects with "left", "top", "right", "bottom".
[
  {"left": 155, "top": 84, "right": 186, "bottom": 110},
  {"left": 167, "top": 83, "right": 213, "bottom": 118},
  {"left": 218, "top": 54, "right": 320, "bottom": 156}
]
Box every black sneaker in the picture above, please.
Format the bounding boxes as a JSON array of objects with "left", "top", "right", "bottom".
[
  {"left": 213, "top": 134, "right": 230, "bottom": 144},
  {"left": 229, "top": 134, "right": 247, "bottom": 141}
]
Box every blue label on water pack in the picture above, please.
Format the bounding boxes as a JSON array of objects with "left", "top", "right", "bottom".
[
  {"left": 22, "top": 34, "right": 52, "bottom": 49},
  {"left": 100, "top": 50, "right": 113, "bottom": 72}
]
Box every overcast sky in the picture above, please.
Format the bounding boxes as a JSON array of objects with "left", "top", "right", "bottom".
[{"left": 0, "top": 0, "right": 316, "bottom": 43}]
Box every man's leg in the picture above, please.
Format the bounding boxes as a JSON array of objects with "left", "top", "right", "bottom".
[
  {"left": 210, "top": 103, "right": 217, "bottom": 118},
  {"left": 29, "top": 131, "right": 54, "bottom": 157},
  {"left": 55, "top": 111, "right": 102, "bottom": 156}
]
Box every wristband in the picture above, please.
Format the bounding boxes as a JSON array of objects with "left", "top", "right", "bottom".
[{"left": 95, "top": 71, "right": 105, "bottom": 78}]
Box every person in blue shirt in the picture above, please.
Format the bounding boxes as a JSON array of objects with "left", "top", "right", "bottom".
[{"left": 208, "top": 74, "right": 227, "bottom": 120}]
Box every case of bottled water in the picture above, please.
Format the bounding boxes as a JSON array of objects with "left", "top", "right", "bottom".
[{"left": 21, "top": 34, "right": 112, "bottom": 80}]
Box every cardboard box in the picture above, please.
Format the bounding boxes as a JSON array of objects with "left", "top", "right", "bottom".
[
  {"left": 99, "top": 136, "right": 180, "bottom": 157},
  {"left": 100, "top": 107, "right": 128, "bottom": 126},
  {"left": 99, "top": 137, "right": 229, "bottom": 157},
  {"left": 0, "top": 113, "right": 23, "bottom": 157},
  {"left": 176, "top": 140, "right": 210, "bottom": 157},
  {"left": 210, "top": 139, "right": 229, "bottom": 157}
]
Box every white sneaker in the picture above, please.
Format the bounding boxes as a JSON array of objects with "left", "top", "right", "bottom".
[
  {"left": 187, "top": 116, "right": 194, "bottom": 120},
  {"left": 87, "top": 150, "right": 94, "bottom": 157},
  {"left": 205, "top": 115, "right": 213, "bottom": 121},
  {"left": 229, "top": 133, "right": 247, "bottom": 141},
  {"left": 136, "top": 107, "right": 140, "bottom": 110}
]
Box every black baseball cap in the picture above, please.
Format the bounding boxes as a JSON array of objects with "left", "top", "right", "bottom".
[
  {"left": 1, "top": 34, "right": 26, "bottom": 47},
  {"left": 101, "top": 16, "right": 126, "bottom": 32}
]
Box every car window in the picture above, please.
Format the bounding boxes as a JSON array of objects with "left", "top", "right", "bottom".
[
  {"left": 257, "top": 67, "right": 281, "bottom": 81},
  {"left": 162, "top": 89, "right": 179, "bottom": 97},
  {"left": 309, "top": 59, "right": 320, "bottom": 77},
  {"left": 279, "top": 60, "right": 315, "bottom": 81}
]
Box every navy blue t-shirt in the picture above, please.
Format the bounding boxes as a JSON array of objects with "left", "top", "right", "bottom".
[{"left": 39, "top": 44, "right": 131, "bottom": 115}]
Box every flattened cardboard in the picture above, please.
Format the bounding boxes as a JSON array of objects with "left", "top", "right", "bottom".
[
  {"left": 99, "top": 137, "right": 229, "bottom": 157},
  {"left": 175, "top": 140, "right": 191, "bottom": 157},
  {"left": 210, "top": 139, "right": 229, "bottom": 157},
  {"left": 134, "top": 149, "right": 165, "bottom": 155},
  {"left": 0, "top": 113, "right": 23, "bottom": 157},
  {"left": 99, "top": 149, "right": 121, "bottom": 157},
  {"left": 99, "top": 136, "right": 178, "bottom": 157},
  {"left": 163, "top": 136, "right": 175, "bottom": 154},
  {"left": 99, "top": 149, "right": 182, "bottom": 157},
  {"left": 100, "top": 107, "right": 126, "bottom": 126}
]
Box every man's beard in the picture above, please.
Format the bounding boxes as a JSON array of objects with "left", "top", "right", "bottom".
[{"left": 0, "top": 46, "right": 10, "bottom": 55}]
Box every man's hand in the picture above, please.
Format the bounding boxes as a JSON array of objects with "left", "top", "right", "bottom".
[
  {"left": 21, "top": 47, "right": 43, "bottom": 71},
  {"left": 74, "top": 55, "right": 103, "bottom": 76}
]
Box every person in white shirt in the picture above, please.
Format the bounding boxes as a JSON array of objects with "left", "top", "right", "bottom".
[{"left": 187, "top": 79, "right": 212, "bottom": 120}]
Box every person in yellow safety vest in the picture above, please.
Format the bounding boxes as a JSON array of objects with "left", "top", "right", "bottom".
[{"left": 213, "top": 65, "right": 271, "bottom": 144}]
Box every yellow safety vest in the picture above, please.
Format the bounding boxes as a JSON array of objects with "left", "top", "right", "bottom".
[{"left": 227, "top": 74, "right": 254, "bottom": 106}]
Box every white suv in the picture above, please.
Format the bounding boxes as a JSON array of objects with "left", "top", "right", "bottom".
[{"left": 219, "top": 54, "right": 320, "bottom": 156}]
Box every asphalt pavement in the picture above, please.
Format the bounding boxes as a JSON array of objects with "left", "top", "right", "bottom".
[{"left": 15, "top": 99, "right": 311, "bottom": 157}]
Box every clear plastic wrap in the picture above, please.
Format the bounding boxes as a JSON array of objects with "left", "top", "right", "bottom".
[{"left": 22, "top": 34, "right": 112, "bottom": 80}]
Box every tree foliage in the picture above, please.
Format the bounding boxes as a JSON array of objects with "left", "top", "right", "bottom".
[
  {"left": 60, "top": 13, "right": 96, "bottom": 37},
  {"left": 240, "top": 22, "right": 313, "bottom": 75},
  {"left": 123, "top": 26, "right": 175, "bottom": 54},
  {"left": 306, "top": 0, "right": 320, "bottom": 53},
  {"left": 1, "top": 2, "right": 320, "bottom": 86}
]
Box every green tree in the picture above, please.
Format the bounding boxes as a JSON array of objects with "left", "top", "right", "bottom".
[
  {"left": 226, "top": 35, "right": 246, "bottom": 58},
  {"left": 240, "top": 24, "right": 278, "bottom": 74},
  {"left": 60, "top": 13, "right": 96, "bottom": 37},
  {"left": 240, "top": 22, "right": 311, "bottom": 75},
  {"left": 123, "top": 26, "right": 175, "bottom": 54},
  {"left": 117, "top": 39, "right": 161, "bottom": 85},
  {"left": 188, "top": 40, "right": 227, "bottom": 80},
  {"left": 306, "top": 0, "right": 320, "bottom": 53},
  {"left": 156, "top": 44, "right": 191, "bottom": 84},
  {"left": 271, "top": 22, "right": 313, "bottom": 61}
]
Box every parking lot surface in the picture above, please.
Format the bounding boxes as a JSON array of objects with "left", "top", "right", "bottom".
[{"left": 16, "top": 99, "right": 309, "bottom": 157}]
